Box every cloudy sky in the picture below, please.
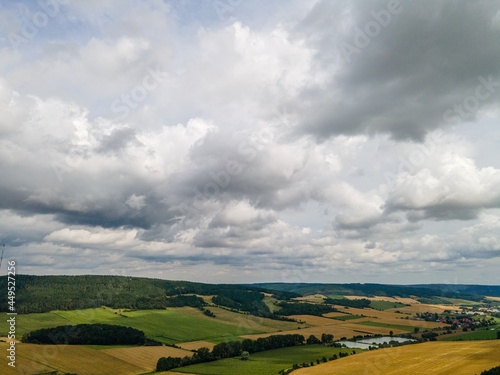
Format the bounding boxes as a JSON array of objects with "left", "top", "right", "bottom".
[{"left": 1, "top": 0, "right": 500, "bottom": 285}]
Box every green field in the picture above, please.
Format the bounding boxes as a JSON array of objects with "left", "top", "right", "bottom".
[
  {"left": 441, "top": 298, "right": 482, "bottom": 306},
  {"left": 263, "top": 296, "right": 280, "bottom": 312},
  {"left": 0, "top": 307, "right": 265, "bottom": 344},
  {"left": 355, "top": 320, "right": 415, "bottom": 332},
  {"left": 168, "top": 345, "right": 362, "bottom": 375},
  {"left": 329, "top": 314, "right": 364, "bottom": 321},
  {"left": 441, "top": 327, "right": 499, "bottom": 341},
  {"left": 416, "top": 297, "right": 453, "bottom": 305},
  {"left": 369, "top": 300, "right": 406, "bottom": 310}
]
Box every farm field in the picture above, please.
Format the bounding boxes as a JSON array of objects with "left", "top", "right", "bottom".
[
  {"left": 102, "top": 345, "right": 193, "bottom": 370},
  {"left": 2, "top": 279, "right": 498, "bottom": 375},
  {"left": 0, "top": 341, "right": 150, "bottom": 375},
  {"left": 441, "top": 327, "right": 500, "bottom": 341},
  {"left": 191, "top": 306, "right": 305, "bottom": 332},
  {"left": 369, "top": 300, "right": 406, "bottom": 310},
  {"left": 442, "top": 297, "right": 482, "bottom": 306},
  {"left": 325, "top": 307, "right": 445, "bottom": 330},
  {"left": 294, "top": 294, "right": 327, "bottom": 303},
  {"left": 177, "top": 340, "right": 216, "bottom": 351},
  {"left": 0, "top": 307, "right": 267, "bottom": 345},
  {"left": 292, "top": 340, "right": 500, "bottom": 375},
  {"left": 239, "top": 303, "right": 449, "bottom": 342},
  {"left": 329, "top": 314, "right": 365, "bottom": 321},
  {"left": 241, "top": 321, "right": 409, "bottom": 342},
  {"left": 354, "top": 320, "right": 416, "bottom": 332},
  {"left": 344, "top": 295, "right": 419, "bottom": 304},
  {"left": 391, "top": 303, "right": 462, "bottom": 314},
  {"left": 164, "top": 344, "right": 363, "bottom": 375}
]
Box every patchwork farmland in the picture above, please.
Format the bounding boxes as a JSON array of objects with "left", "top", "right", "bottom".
[{"left": 1, "top": 276, "right": 499, "bottom": 375}]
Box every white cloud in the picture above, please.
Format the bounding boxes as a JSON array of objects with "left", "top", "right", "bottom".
[{"left": 1, "top": 0, "right": 500, "bottom": 284}]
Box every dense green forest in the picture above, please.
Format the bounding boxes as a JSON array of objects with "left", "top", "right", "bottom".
[
  {"left": 256, "top": 282, "right": 499, "bottom": 301},
  {"left": 1, "top": 275, "right": 497, "bottom": 315},
  {"left": 324, "top": 298, "right": 371, "bottom": 308},
  {"left": 21, "top": 323, "right": 159, "bottom": 345},
  {"left": 275, "top": 302, "right": 337, "bottom": 316},
  {"left": 0, "top": 275, "right": 298, "bottom": 314}
]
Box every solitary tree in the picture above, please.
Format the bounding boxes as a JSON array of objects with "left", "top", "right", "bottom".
[{"left": 240, "top": 351, "right": 250, "bottom": 360}]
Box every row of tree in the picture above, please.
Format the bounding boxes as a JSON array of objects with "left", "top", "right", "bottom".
[
  {"left": 324, "top": 298, "right": 371, "bottom": 308},
  {"left": 156, "top": 333, "right": 339, "bottom": 372},
  {"left": 21, "top": 323, "right": 161, "bottom": 345},
  {"left": 276, "top": 302, "right": 337, "bottom": 316},
  {"left": 157, "top": 334, "right": 307, "bottom": 371},
  {"left": 481, "top": 366, "right": 500, "bottom": 375}
]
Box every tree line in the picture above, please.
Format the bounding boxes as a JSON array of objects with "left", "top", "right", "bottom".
[
  {"left": 21, "top": 323, "right": 161, "bottom": 345},
  {"left": 276, "top": 302, "right": 338, "bottom": 316},
  {"left": 324, "top": 298, "right": 371, "bottom": 308},
  {"left": 156, "top": 334, "right": 307, "bottom": 371}
]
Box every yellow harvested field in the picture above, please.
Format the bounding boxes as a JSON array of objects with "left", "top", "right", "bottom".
[
  {"left": 197, "top": 306, "right": 305, "bottom": 332},
  {"left": 295, "top": 294, "right": 327, "bottom": 303},
  {"left": 394, "top": 303, "right": 461, "bottom": 314},
  {"left": 326, "top": 306, "right": 404, "bottom": 319},
  {"left": 198, "top": 295, "right": 215, "bottom": 304},
  {"left": 486, "top": 296, "right": 500, "bottom": 302},
  {"left": 294, "top": 340, "right": 500, "bottom": 375},
  {"left": 177, "top": 340, "right": 216, "bottom": 351},
  {"left": 0, "top": 342, "right": 148, "bottom": 375},
  {"left": 289, "top": 315, "right": 344, "bottom": 326},
  {"left": 378, "top": 318, "right": 443, "bottom": 330},
  {"left": 325, "top": 307, "right": 445, "bottom": 330},
  {"left": 102, "top": 345, "right": 193, "bottom": 370},
  {"left": 392, "top": 297, "right": 420, "bottom": 304},
  {"left": 325, "top": 312, "right": 355, "bottom": 318},
  {"left": 344, "top": 295, "right": 419, "bottom": 304},
  {"left": 241, "top": 321, "right": 406, "bottom": 342}
]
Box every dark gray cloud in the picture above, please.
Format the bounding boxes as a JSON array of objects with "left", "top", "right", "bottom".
[{"left": 291, "top": 0, "right": 500, "bottom": 140}]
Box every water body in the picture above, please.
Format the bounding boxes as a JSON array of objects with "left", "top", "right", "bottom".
[
  {"left": 337, "top": 336, "right": 416, "bottom": 349},
  {"left": 336, "top": 341, "right": 372, "bottom": 349},
  {"left": 358, "top": 336, "right": 416, "bottom": 345}
]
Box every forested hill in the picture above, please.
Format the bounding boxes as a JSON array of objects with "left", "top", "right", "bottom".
[
  {"left": 3, "top": 275, "right": 499, "bottom": 314},
  {"left": 0, "top": 275, "right": 298, "bottom": 314},
  {"left": 254, "top": 283, "right": 500, "bottom": 301}
]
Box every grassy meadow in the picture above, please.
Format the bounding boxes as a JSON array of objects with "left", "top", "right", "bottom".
[
  {"left": 0, "top": 307, "right": 267, "bottom": 344},
  {"left": 165, "top": 345, "right": 363, "bottom": 375}
]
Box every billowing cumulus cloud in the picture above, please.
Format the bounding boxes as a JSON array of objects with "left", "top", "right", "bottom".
[{"left": 0, "top": 0, "right": 499, "bottom": 284}]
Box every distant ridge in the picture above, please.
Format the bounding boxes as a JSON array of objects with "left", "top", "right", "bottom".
[
  {"left": 253, "top": 282, "right": 500, "bottom": 300},
  {"left": 1, "top": 274, "right": 499, "bottom": 314}
]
